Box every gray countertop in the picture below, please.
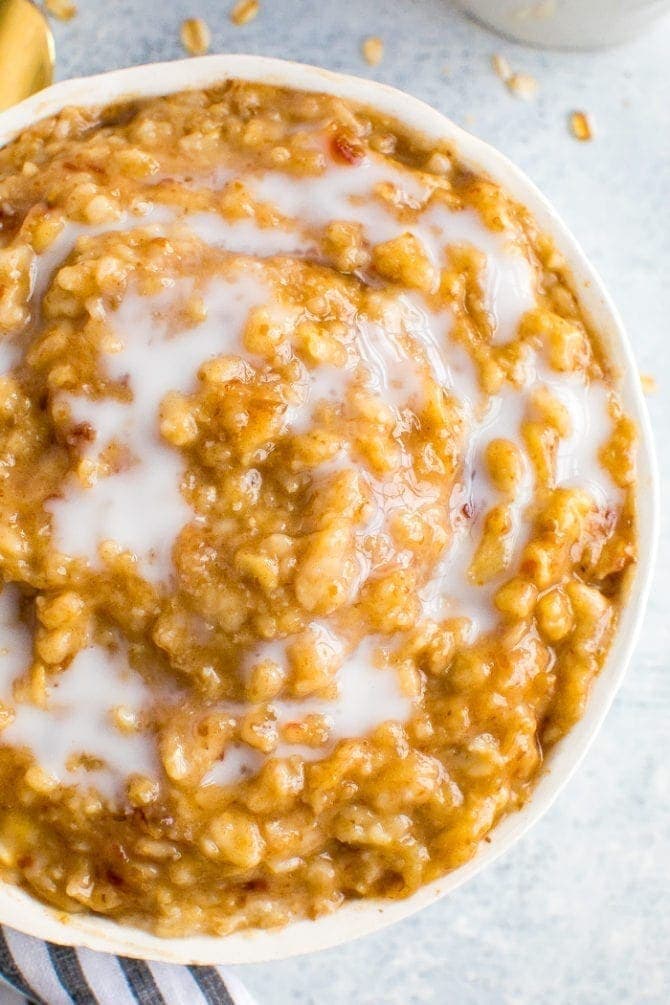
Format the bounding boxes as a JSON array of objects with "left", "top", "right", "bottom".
[{"left": 17, "top": 3, "right": 670, "bottom": 1003}]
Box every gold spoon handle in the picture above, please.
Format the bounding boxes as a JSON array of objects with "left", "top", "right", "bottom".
[{"left": 0, "top": 0, "right": 54, "bottom": 112}]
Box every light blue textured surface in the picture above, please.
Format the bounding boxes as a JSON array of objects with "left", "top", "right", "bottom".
[{"left": 42, "top": 3, "right": 670, "bottom": 1002}]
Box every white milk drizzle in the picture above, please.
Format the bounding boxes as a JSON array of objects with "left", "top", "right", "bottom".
[
  {"left": 47, "top": 271, "right": 270, "bottom": 582},
  {"left": 0, "top": 587, "right": 155, "bottom": 800},
  {"left": 205, "top": 629, "right": 412, "bottom": 786},
  {"left": 250, "top": 150, "right": 537, "bottom": 341},
  {"left": 0, "top": 140, "right": 623, "bottom": 791}
]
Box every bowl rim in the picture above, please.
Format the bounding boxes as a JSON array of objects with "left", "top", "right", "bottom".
[{"left": 0, "top": 53, "right": 659, "bottom": 966}]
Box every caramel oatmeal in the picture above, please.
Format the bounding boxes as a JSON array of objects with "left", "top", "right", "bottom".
[{"left": 0, "top": 82, "right": 636, "bottom": 936}]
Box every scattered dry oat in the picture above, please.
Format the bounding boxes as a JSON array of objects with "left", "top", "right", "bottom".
[
  {"left": 570, "top": 110, "right": 595, "bottom": 141},
  {"left": 180, "top": 17, "right": 211, "bottom": 56},
  {"left": 640, "top": 373, "right": 658, "bottom": 395},
  {"left": 44, "top": 0, "right": 77, "bottom": 20},
  {"left": 442, "top": 64, "right": 452, "bottom": 78},
  {"left": 362, "top": 36, "right": 384, "bottom": 67},
  {"left": 507, "top": 73, "right": 538, "bottom": 101},
  {"left": 463, "top": 113, "right": 476, "bottom": 128},
  {"left": 230, "top": 0, "right": 259, "bottom": 25},
  {"left": 491, "top": 54, "right": 537, "bottom": 100},
  {"left": 491, "top": 53, "right": 511, "bottom": 82}
]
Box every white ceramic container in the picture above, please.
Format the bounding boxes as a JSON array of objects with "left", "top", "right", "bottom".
[
  {"left": 455, "top": 0, "right": 670, "bottom": 49},
  {"left": 0, "top": 54, "right": 658, "bottom": 965}
]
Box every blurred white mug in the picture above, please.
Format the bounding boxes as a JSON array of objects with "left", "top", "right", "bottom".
[{"left": 455, "top": 0, "right": 670, "bottom": 48}]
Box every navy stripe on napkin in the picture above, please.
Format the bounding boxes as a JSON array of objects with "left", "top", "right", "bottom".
[{"left": 0, "top": 926, "right": 253, "bottom": 1005}]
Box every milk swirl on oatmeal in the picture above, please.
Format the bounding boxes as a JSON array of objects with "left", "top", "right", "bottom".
[
  {"left": 0, "top": 135, "right": 619, "bottom": 794},
  {"left": 0, "top": 82, "right": 637, "bottom": 936}
]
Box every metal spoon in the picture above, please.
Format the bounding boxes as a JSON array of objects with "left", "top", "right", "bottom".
[{"left": 0, "top": 0, "right": 54, "bottom": 112}]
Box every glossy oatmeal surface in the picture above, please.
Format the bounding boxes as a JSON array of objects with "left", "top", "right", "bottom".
[{"left": 0, "top": 81, "right": 635, "bottom": 935}]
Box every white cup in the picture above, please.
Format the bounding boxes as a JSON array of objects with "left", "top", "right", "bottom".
[{"left": 455, "top": 0, "right": 670, "bottom": 48}]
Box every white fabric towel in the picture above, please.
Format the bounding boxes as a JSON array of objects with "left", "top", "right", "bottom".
[{"left": 0, "top": 927, "right": 257, "bottom": 1005}]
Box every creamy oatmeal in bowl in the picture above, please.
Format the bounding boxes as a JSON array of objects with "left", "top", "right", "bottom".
[{"left": 0, "top": 56, "right": 657, "bottom": 962}]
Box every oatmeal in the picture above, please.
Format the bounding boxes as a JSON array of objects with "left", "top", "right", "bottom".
[{"left": 0, "top": 82, "right": 636, "bottom": 936}]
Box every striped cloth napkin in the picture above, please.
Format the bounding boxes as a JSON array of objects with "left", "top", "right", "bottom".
[{"left": 0, "top": 927, "right": 257, "bottom": 1005}]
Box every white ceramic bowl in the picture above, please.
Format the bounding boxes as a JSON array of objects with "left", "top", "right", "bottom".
[
  {"left": 455, "top": 0, "right": 670, "bottom": 49},
  {"left": 0, "top": 55, "right": 658, "bottom": 965}
]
